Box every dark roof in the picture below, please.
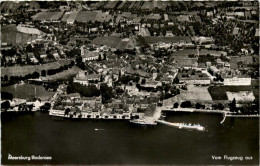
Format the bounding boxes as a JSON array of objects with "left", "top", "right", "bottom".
[
  {"left": 144, "top": 36, "right": 191, "bottom": 44},
  {"left": 92, "top": 36, "right": 121, "bottom": 48}
]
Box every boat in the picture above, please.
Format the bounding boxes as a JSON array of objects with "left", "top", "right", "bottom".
[
  {"left": 130, "top": 119, "right": 157, "bottom": 126},
  {"left": 178, "top": 123, "right": 205, "bottom": 131},
  {"left": 156, "top": 120, "right": 205, "bottom": 131}
]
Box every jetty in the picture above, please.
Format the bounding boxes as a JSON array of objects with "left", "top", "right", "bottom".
[{"left": 221, "top": 112, "right": 259, "bottom": 124}]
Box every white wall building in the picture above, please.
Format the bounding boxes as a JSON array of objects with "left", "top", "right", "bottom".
[
  {"left": 224, "top": 76, "right": 251, "bottom": 86},
  {"left": 182, "top": 79, "right": 211, "bottom": 85}
]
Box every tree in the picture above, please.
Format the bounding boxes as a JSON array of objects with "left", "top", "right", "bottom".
[
  {"left": 100, "top": 83, "right": 114, "bottom": 104},
  {"left": 64, "top": 108, "right": 70, "bottom": 115},
  {"left": 28, "top": 104, "right": 34, "bottom": 111},
  {"left": 141, "top": 78, "right": 146, "bottom": 84},
  {"left": 230, "top": 98, "right": 237, "bottom": 112},
  {"left": 1, "top": 101, "right": 10, "bottom": 111},
  {"left": 98, "top": 54, "right": 102, "bottom": 61},
  {"left": 41, "top": 70, "right": 46, "bottom": 77},
  {"left": 26, "top": 45, "right": 33, "bottom": 52},
  {"left": 137, "top": 108, "right": 144, "bottom": 113},
  {"left": 2, "top": 92, "right": 13, "bottom": 100},
  {"left": 134, "top": 76, "right": 140, "bottom": 83},
  {"left": 180, "top": 101, "right": 192, "bottom": 108},
  {"left": 32, "top": 71, "right": 40, "bottom": 78},
  {"left": 173, "top": 77, "right": 179, "bottom": 84},
  {"left": 173, "top": 102, "right": 179, "bottom": 108},
  {"left": 4, "top": 75, "right": 8, "bottom": 83},
  {"left": 196, "top": 103, "right": 202, "bottom": 109},
  {"left": 217, "top": 103, "right": 224, "bottom": 110},
  {"left": 40, "top": 103, "right": 51, "bottom": 112}
]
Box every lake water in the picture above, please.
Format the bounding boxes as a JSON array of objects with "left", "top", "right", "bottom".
[{"left": 1, "top": 111, "right": 259, "bottom": 165}]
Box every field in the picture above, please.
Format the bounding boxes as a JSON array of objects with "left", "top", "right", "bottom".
[
  {"left": 75, "top": 11, "right": 98, "bottom": 22},
  {"left": 1, "top": 24, "right": 17, "bottom": 45},
  {"left": 226, "top": 91, "right": 255, "bottom": 102},
  {"left": 32, "top": 12, "right": 64, "bottom": 21},
  {"left": 92, "top": 36, "right": 121, "bottom": 48},
  {"left": 163, "top": 85, "right": 213, "bottom": 107},
  {"left": 62, "top": 11, "right": 78, "bottom": 22},
  {"left": 1, "top": 24, "right": 38, "bottom": 46},
  {"left": 141, "top": 1, "right": 170, "bottom": 10},
  {"left": 208, "top": 86, "right": 257, "bottom": 101},
  {"left": 0, "top": 1, "right": 23, "bottom": 12},
  {"left": 40, "top": 66, "right": 81, "bottom": 82},
  {"left": 117, "top": 1, "right": 126, "bottom": 9},
  {"left": 1, "top": 83, "right": 54, "bottom": 101},
  {"left": 104, "top": 1, "right": 118, "bottom": 9},
  {"left": 1, "top": 60, "right": 71, "bottom": 77},
  {"left": 95, "top": 12, "right": 113, "bottom": 22}
]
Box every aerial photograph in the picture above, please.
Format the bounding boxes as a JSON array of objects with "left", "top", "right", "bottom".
[{"left": 1, "top": 0, "right": 259, "bottom": 165}]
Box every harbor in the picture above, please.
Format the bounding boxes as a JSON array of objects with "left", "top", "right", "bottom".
[
  {"left": 2, "top": 111, "right": 259, "bottom": 165},
  {"left": 49, "top": 105, "right": 209, "bottom": 131}
]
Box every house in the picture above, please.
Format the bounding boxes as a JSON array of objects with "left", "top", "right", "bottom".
[
  {"left": 164, "top": 14, "right": 169, "bottom": 21},
  {"left": 142, "top": 81, "right": 162, "bottom": 88},
  {"left": 209, "top": 66, "right": 219, "bottom": 76},
  {"left": 168, "top": 22, "right": 174, "bottom": 26},
  {"left": 174, "top": 57, "right": 198, "bottom": 68},
  {"left": 125, "top": 68, "right": 152, "bottom": 78},
  {"left": 104, "top": 75, "right": 113, "bottom": 87},
  {"left": 40, "top": 54, "right": 47, "bottom": 60},
  {"left": 82, "top": 96, "right": 102, "bottom": 111},
  {"left": 223, "top": 75, "right": 251, "bottom": 86},
  {"left": 53, "top": 52, "right": 60, "bottom": 60},
  {"left": 232, "top": 27, "right": 239, "bottom": 35},
  {"left": 224, "top": 62, "right": 231, "bottom": 68},
  {"left": 140, "top": 100, "right": 149, "bottom": 109},
  {"left": 140, "top": 28, "right": 151, "bottom": 36},
  {"left": 179, "top": 73, "right": 211, "bottom": 85},
  {"left": 28, "top": 52, "right": 38, "bottom": 63},
  {"left": 206, "top": 11, "right": 214, "bottom": 17},
  {"left": 59, "top": 93, "right": 81, "bottom": 107},
  {"left": 244, "top": 10, "right": 252, "bottom": 19},
  {"left": 255, "top": 29, "right": 259, "bottom": 37},
  {"left": 160, "top": 76, "right": 172, "bottom": 84},
  {"left": 74, "top": 71, "right": 100, "bottom": 86},
  {"left": 81, "top": 47, "right": 99, "bottom": 62},
  {"left": 165, "top": 31, "right": 174, "bottom": 37},
  {"left": 192, "top": 36, "right": 214, "bottom": 44}
]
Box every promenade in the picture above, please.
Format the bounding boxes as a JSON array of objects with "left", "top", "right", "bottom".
[{"left": 158, "top": 106, "right": 227, "bottom": 114}]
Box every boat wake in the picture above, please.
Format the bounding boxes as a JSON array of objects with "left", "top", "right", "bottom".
[{"left": 94, "top": 128, "right": 105, "bottom": 131}]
